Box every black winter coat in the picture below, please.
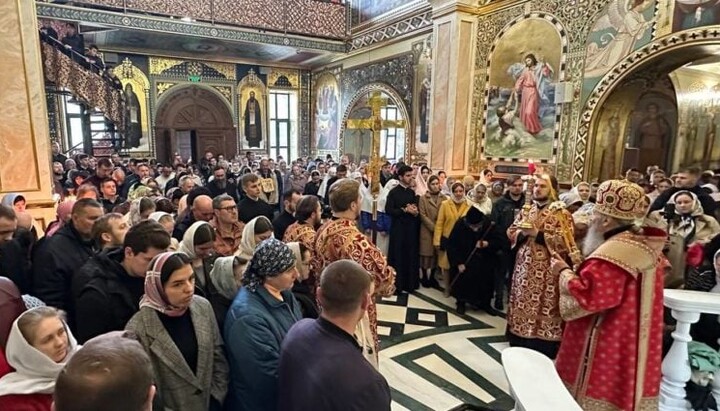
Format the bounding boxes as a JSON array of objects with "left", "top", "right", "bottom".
[
  {"left": 32, "top": 223, "right": 95, "bottom": 328},
  {"left": 72, "top": 247, "right": 145, "bottom": 343},
  {"left": 490, "top": 192, "right": 525, "bottom": 234}
]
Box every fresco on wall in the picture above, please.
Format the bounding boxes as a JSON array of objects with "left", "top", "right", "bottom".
[
  {"left": 673, "top": 0, "right": 720, "bottom": 31},
  {"left": 626, "top": 92, "right": 677, "bottom": 172},
  {"left": 581, "top": 0, "right": 656, "bottom": 104},
  {"left": 483, "top": 18, "right": 561, "bottom": 160},
  {"left": 238, "top": 69, "right": 267, "bottom": 151},
  {"left": 314, "top": 73, "right": 340, "bottom": 151},
  {"left": 113, "top": 59, "right": 152, "bottom": 155},
  {"left": 671, "top": 67, "right": 720, "bottom": 170},
  {"left": 413, "top": 37, "right": 432, "bottom": 155},
  {"left": 351, "top": 0, "right": 414, "bottom": 26}
]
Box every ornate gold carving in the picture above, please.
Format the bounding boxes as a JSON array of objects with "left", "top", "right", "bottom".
[
  {"left": 205, "top": 62, "right": 236, "bottom": 80},
  {"left": 212, "top": 86, "right": 232, "bottom": 103},
  {"left": 268, "top": 69, "right": 299, "bottom": 89},
  {"left": 149, "top": 57, "right": 184, "bottom": 75},
  {"left": 157, "top": 82, "right": 175, "bottom": 97}
]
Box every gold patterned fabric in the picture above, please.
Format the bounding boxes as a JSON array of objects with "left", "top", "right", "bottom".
[
  {"left": 313, "top": 218, "right": 396, "bottom": 364},
  {"left": 506, "top": 203, "right": 574, "bottom": 342},
  {"left": 41, "top": 43, "right": 126, "bottom": 131}
]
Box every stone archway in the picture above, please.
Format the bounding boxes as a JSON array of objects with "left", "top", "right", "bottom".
[{"left": 154, "top": 85, "right": 236, "bottom": 163}]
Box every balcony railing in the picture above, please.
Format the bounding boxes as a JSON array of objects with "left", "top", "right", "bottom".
[
  {"left": 661, "top": 289, "right": 720, "bottom": 410},
  {"left": 41, "top": 40, "right": 126, "bottom": 133},
  {"left": 67, "top": 0, "right": 348, "bottom": 40}
]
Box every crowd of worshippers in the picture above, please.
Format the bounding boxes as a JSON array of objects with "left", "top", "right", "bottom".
[
  {"left": 4, "top": 144, "right": 720, "bottom": 410},
  {"left": 39, "top": 20, "right": 121, "bottom": 88}
]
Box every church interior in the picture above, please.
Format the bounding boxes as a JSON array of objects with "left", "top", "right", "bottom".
[{"left": 4, "top": 0, "right": 720, "bottom": 410}]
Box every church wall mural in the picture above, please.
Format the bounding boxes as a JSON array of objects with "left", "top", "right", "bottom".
[
  {"left": 412, "top": 35, "right": 433, "bottom": 159},
  {"left": 350, "top": 0, "right": 425, "bottom": 28},
  {"left": 482, "top": 17, "right": 565, "bottom": 162},
  {"left": 468, "top": 0, "right": 717, "bottom": 183},
  {"left": 313, "top": 71, "right": 341, "bottom": 152},
  {"left": 102, "top": 53, "right": 311, "bottom": 160},
  {"left": 670, "top": 66, "right": 720, "bottom": 171},
  {"left": 673, "top": 0, "right": 720, "bottom": 31},
  {"left": 580, "top": 0, "right": 657, "bottom": 106}
]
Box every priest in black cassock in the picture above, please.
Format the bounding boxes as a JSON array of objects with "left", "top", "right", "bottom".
[{"left": 385, "top": 165, "right": 420, "bottom": 293}]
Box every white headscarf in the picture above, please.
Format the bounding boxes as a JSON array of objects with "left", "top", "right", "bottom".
[
  {"left": 0, "top": 309, "right": 79, "bottom": 396},
  {"left": 209, "top": 256, "right": 241, "bottom": 300},
  {"left": 360, "top": 180, "right": 373, "bottom": 214},
  {"left": 178, "top": 221, "right": 213, "bottom": 260},
  {"left": 236, "top": 216, "right": 273, "bottom": 261},
  {"left": 378, "top": 179, "right": 400, "bottom": 213},
  {"left": 317, "top": 166, "right": 337, "bottom": 199}
]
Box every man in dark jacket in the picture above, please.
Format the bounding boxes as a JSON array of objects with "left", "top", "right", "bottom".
[
  {"left": 272, "top": 190, "right": 301, "bottom": 240},
  {"left": 649, "top": 167, "right": 717, "bottom": 217},
  {"left": 278, "top": 260, "right": 391, "bottom": 411},
  {"left": 33, "top": 199, "right": 104, "bottom": 327},
  {"left": 489, "top": 175, "right": 525, "bottom": 310},
  {"left": 72, "top": 220, "right": 170, "bottom": 343},
  {"left": 207, "top": 165, "right": 239, "bottom": 202},
  {"left": 173, "top": 191, "right": 214, "bottom": 241}
]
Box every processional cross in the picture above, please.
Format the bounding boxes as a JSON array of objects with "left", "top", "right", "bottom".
[{"left": 344, "top": 91, "right": 406, "bottom": 242}]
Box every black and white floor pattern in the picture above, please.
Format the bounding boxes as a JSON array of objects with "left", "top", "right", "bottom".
[{"left": 377, "top": 288, "right": 514, "bottom": 411}]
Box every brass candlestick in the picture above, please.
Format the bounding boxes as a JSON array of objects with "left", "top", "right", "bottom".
[{"left": 518, "top": 174, "right": 535, "bottom": 229}]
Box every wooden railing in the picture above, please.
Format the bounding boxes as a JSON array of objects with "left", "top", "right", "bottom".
[
  {"left": 41, "top": 40, "right": 126, "bottom": 132},
  {"left": 67, "top": 0, "right": 348, "bottom": 40},
  {"left": 661, "top": 289, "right": 720, "bottom": 410}
]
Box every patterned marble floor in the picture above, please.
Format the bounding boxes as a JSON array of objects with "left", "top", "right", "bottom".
[{"left": 377, "top": 287, "right": 514, "bottom": 411}]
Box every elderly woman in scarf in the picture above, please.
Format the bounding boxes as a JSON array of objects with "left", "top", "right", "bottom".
[
  {"left": 469, "top": 183, "right": 493, "bottom": 215},
  {"left": 207, "top": 256, "right": 246, "bottom": 330},
  {"left": 149, "top": 211, "right": 179, "bottom": 250},
  {"left": 224, "top": 238, "right": 301, "bottom": 411},
  {"left": 647, "top": 190, "right": 720, "bottom": 287},
  {"left": 178, "top": 221, "right": 217, "bottom": 296},
  {"left": 0, "top": 307, "right": 80, "bottom": 411},
  {"left": 45, "top": 200, "right": 75, "bottom": 238},
  {"left": 126, "top": 252, "right": 228, "bottom": 411},
  {"left": 434, "top": 182, "right": 471, "bottom": 295},
  {"left": 126, "top": 197, "right": 156, "bottom": 226}
]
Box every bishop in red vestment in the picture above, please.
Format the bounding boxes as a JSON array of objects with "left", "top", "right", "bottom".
[{"left": 551, "top": 179, "right": 667, "bottom": 411}]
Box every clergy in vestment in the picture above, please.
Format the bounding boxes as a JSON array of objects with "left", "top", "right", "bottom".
[
  {"left": 385, "top": 165, "right": 421, "bottom": 293},
  {"left": 550, "top": 179, "right": 666, "bottom": 411},
  {"left": 314, "top": 179, "right": 395, "bottom": 367},
  {"left": 506, "top": 174, "right": 574, "bottom": 359}
]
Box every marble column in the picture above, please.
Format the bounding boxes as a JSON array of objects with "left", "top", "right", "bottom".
[
  {"left": 429, "top": 0, "right": 476, "bottom": 175},
  {"left": 0, "top": 0, "right": 56, "bottom": 230}
]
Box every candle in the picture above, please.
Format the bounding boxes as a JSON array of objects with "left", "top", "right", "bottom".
[{"left": 528, "top": 160, "right": 536, "bottom": 175}]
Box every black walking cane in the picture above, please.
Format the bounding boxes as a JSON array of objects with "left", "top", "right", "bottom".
[{"left": 449, "top": 222, "right": 496, "bottom": 292}]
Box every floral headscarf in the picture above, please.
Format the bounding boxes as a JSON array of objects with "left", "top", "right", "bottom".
[
  {"left": 241, "top": 238, "right": 296, "bottom": 292},
  {"left": 140, "top": 252, "right": 190, "bottom": 317}
]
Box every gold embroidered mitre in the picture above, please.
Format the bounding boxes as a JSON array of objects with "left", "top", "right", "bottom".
[{"left": 594, "top": 179, "right": 649, "bottom": 221}]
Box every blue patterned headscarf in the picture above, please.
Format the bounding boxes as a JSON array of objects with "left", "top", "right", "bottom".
[{"left": 242, "top": 238, "right": 296, "bottom": 292}]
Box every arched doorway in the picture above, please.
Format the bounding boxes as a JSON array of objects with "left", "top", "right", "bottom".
[
  {"left": 577, "top": 31, "right": 720, "bottom": 182},
  {"left": 154, "top": 85, "right": 236, "bottom": 163},
  {"left": 339, "top": 83, "right": 411, "bottom": 164}
]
